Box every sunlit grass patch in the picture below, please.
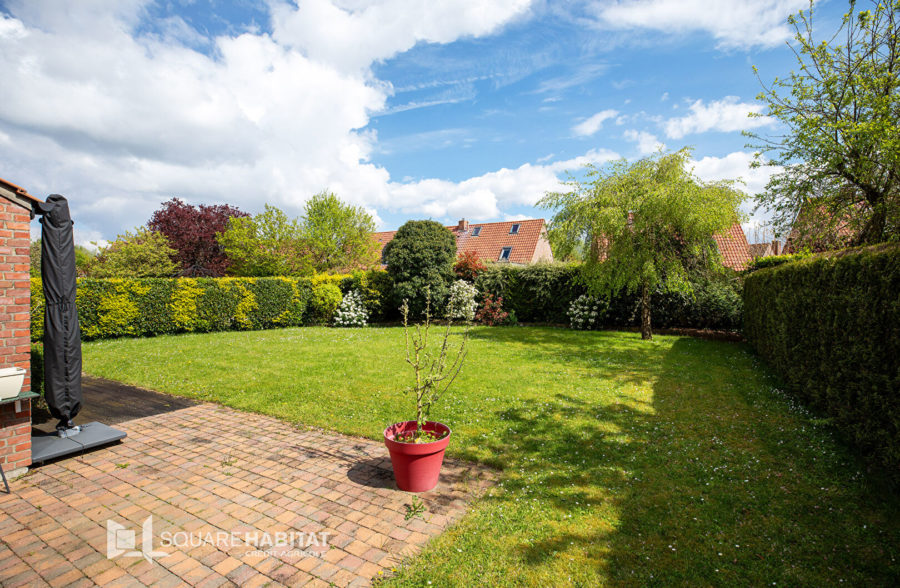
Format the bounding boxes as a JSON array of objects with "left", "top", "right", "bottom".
[{"left": 83, "top": 327, "right": 900, "bottom": 585}]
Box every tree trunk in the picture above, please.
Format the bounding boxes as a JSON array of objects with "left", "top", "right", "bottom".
[
  {"left": 640, "top": 281, "right": 652, "bottom": 341},
  {"left": 855, "top": 202, "right": 887, "bottom": 246}
]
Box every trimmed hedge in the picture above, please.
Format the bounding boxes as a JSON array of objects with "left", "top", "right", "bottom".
[
  {"left": 475, "top": 264, "right": 585, "bottom": 323},
  {"left": 743, "top": 243, "right": 900, "bottom": 476},
  {"left": 31, "top": 277, "right": 318, "bottom": 341},
  {"left": 30, "top": 342, "right": 43, "bottom": 396},
  {"left": 28, "top": 265, "right": 740, "bottom": 340},
  {"left": 474, "top": 263, "right": 743, "bottom": 330}
]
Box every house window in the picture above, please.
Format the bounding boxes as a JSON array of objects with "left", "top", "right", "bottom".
[
  {"left": 499, "top": 247, "right": 512, "bottom": 261},
  {"left": 509, "top": 223, "right": 520, "bottom": 235},
  {"left": 472, "top": 227, "right": 482, "bottom": 236}
]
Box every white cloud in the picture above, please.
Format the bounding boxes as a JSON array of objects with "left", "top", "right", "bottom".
[
  {"left": 0, "top": 1, "right": 532, "bottom": 240},
  {"left": 690, "top": 150, "right": 782, "bottom": 231},
  {"left": 623, "top": 130, "right": 665, "bottom": 155},
  {"left": 664, "top": 96, "right": 774, "bottom": 139},
  {"left": 385, "top": 149, "right": 619, "bottom": 221},
  {"left": 591, "top": 0, "right": 807, "bottom": 49},
  {"left": 691, "top": 151, "right": 778, "bottom": 197},
  {"left": 271, "top": 0, "right": 532, "bottom": 73},
  {"left": 572, "top": 109, "right": 619, "bottom": 137}
]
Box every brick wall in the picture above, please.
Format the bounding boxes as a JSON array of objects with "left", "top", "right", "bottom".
[{"left": 0, "top": 195, "right": 32, "bottom": 471}]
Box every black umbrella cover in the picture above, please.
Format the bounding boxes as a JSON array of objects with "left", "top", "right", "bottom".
[{"left": 36, "top": 195, "right": 82, "bottom": 426}]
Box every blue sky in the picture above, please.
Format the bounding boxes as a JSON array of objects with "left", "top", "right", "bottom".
[{"left": 0, "top": 0, "right": 847, "bottom": 246}]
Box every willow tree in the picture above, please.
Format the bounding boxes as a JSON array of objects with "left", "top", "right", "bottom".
[{"left": 539, "top": 148, "right": 744, "bottom": 340}]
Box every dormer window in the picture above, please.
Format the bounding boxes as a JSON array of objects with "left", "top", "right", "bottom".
[
  {"left": 509, "top": 223, "right": 520, "bottom": 235},
  {"left": 499, "top": 247, "right": 512, "bottom": 261},
  {"left": 472, "top": 227, "right": 482, "bottom": 236}
]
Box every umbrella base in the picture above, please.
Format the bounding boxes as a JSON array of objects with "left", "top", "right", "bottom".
[{"left": 31, "top": 421, "right": 126, "bottom": 464}]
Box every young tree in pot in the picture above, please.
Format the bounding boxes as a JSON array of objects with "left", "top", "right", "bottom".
[{"left": 384, "top": 281, "right": 477, "bottom": 492}]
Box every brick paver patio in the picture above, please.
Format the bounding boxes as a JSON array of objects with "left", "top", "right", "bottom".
[{"left": 0, "top": 404, "right": 495, "bottom": 587}]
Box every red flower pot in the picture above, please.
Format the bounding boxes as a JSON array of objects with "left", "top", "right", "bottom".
[{"left": 383, "top": 421, "right": 451, "bottom": 492}]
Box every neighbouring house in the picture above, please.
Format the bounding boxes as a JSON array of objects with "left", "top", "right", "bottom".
[
  {"left": 0, "top": 177, "right": 40, "bottom": 477},
  {"left": 374, "top": 218, "right": 554, "bottom": 266},
  {"left": 594, "top": 219, "right": 752, "bottom": 271},
  {"left": 711, "top": 223, "right": 753, "bottom": 270},
  {"left": 749, "top": 240, "right": 782, "bottom": 259},
  {"left": 783, "top": 202, "right": 860, "bottom": 254}
]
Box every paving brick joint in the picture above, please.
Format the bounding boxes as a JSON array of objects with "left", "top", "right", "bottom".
[{"left": 0, "top": 403, "right": 495, "bottom": 587}]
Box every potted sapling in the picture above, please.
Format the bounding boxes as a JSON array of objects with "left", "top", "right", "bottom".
[{"left": 383, "top": 281, "right": 477, "bottom": 492}]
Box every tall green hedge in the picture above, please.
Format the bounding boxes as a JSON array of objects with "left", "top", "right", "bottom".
[
  {"left": 31, "top": 277, "right": 316, "bottom": 341},
  {"left": 475, "top": 263, "right": 743, "bottom": 330},
  {"left": 743, "top": 243, "right": 900, "bottom": 476},
  {"left": 475, "top": 264, "right": 585, "bottom": 323}
]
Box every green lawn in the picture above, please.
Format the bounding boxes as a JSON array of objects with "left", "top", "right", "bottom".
[{"left": 83, "top": 327, "right": 900, "bottom": 586}]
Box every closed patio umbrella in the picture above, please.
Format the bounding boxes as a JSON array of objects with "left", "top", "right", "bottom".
[{"left": 34, "top": 194, "right": 82, "bottom": 432}]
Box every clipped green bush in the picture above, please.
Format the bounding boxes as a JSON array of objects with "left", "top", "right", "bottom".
[
  {"left": 383, "top": 220, "right": 456, "bottom": 317},
  {"left": 30, "top": 342, "right": 43, "bottom": 396},
  {"left": 475, "top": 263, "right": 585, "bottom": 323},
  {"left": 743, "top": 243, "right": 900, "bottom": 477},
  {"left": 308, "top": 279, "right": 343, "bottom": 324},
  {"left": 745, "top": 251, "right": 811, "bottom": 273},
  {"left": 31, "top": 276, "right": 312, "bottom": 341}
]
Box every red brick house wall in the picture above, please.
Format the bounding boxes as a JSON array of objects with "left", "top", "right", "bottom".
[{"left": 0, "top": 181, "right": 36, "bottom": 473}]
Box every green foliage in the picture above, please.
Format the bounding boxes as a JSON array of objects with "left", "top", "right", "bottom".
[
  {"left": 86, "top": 228, "right": 176, "bottom": 278},
  {"left": 475, "top": 263, "right": 585, "bottom": 324},
  {"left": 748, "top": 0, "right": 900, "bottom": 245},
  {"left": 540, "top": 148, "right": 744, "bottom": 339},
  {"left": 30, "top": 276, "right": 312, "bottom": 341},
  {"left": 301, "top": 191, "right": 378, "bottom": 272},
  {"left": 743, "top": 243, "right": 900, "bottom": 478},
  {"left": 30, "top": 278, "right": 44, "bottom": 341},
  {"left": 218, "top": 205, "right": 312, "bottom": 277},
  {"left": 30, "top": 342, "right": 43, "bottom": 396},
  {"left": 308, "top": 280, "right": 342, "bottom": 325},
  {"left": 74, "top": 245, "right": 95, "bottom": 277},
  {"left": 29, "top": 240, "right": 40, "bottom": 278},
  {"left": 339, "top": 269, "right": 394, "bottom": 322},
  {"left": 474, "top": 264, "right": 743, "bottom": 331},
  {"left": 745, "top": 251, "right": 812, "bottom": 272},
  {"left": 645, "top": 272, "right": 744, "bottom": 331},
  {"left": 383, "top": 220, "right": 456, "bottom": 317}
]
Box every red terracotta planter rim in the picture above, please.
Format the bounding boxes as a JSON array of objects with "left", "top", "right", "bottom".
[{"left": 383, "top": 420, "right": 452, "bottom": 447}]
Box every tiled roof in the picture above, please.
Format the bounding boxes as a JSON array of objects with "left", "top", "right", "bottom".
[
  {"left": 0, "top": 176, "right": 41, "bottom": 207},
  {"left": 452, "top": 219, "right": 546, "bottom": 264},
  {"left": 713, "top": 223, "right": 752, "bottom": 270},
  {"left": 373, "top": 219, "right": 549, "bottom": 264},
  {"left": 372, "top": 230, "right": 397, "bottom": 252}
]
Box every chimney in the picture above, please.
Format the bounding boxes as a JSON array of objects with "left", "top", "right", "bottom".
[{"left": 457, "top": 219, "right": 468, "bottom": 232}]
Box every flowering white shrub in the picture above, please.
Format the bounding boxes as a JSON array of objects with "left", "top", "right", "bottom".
[
  {"left": 447, "top": 280, "right": 478, "bottom": 322},
  {"left": 568, "top": 294, "right": 608, "bottom": 330},
  {"left": 333, "top": 290, "right": 368, "bottom": 327}
]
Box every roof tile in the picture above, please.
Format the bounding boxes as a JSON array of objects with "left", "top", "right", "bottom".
[{"left": 374, "top": 219, "right": 547, "bottom": 264}]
